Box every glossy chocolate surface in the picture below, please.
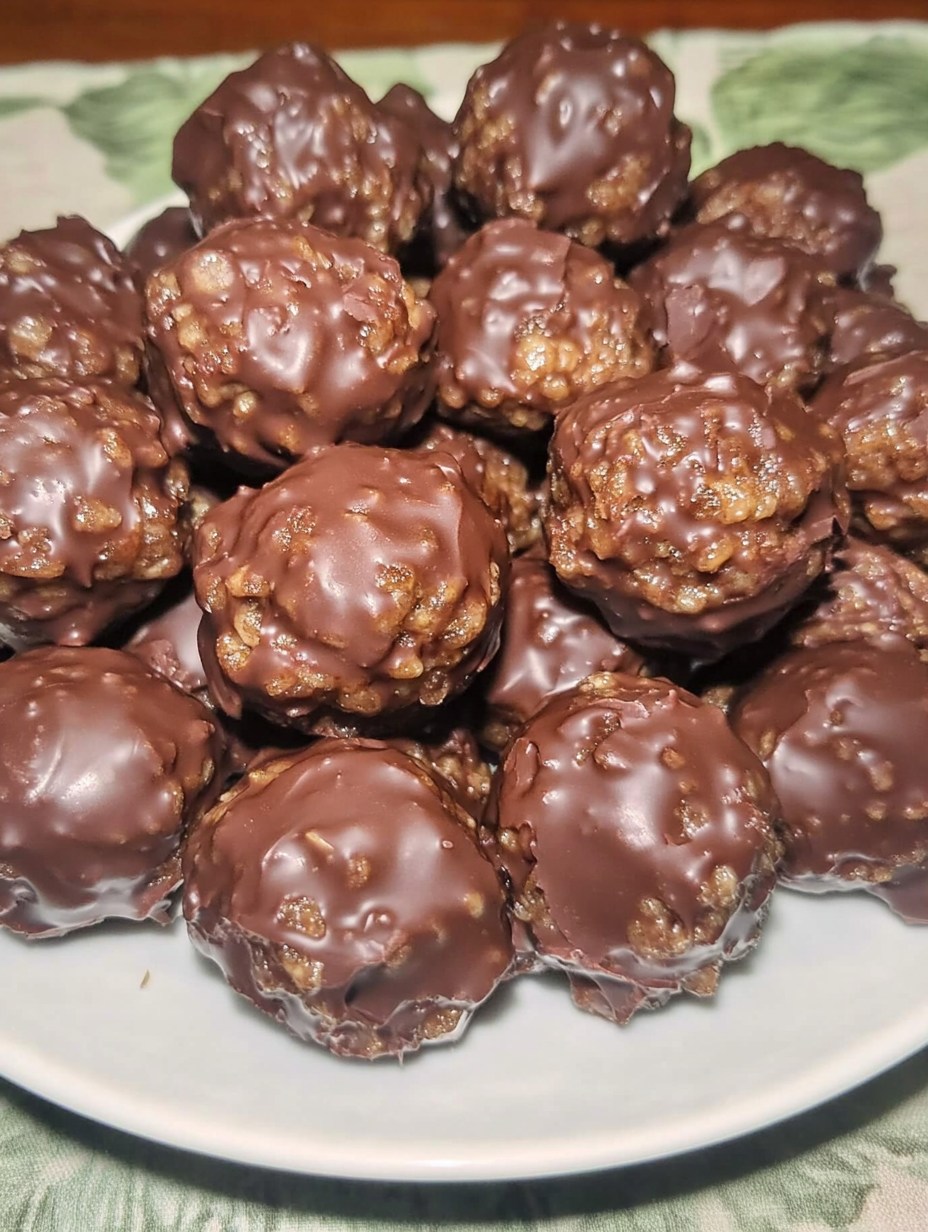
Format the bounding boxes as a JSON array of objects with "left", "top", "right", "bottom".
[
  {"left": 430, "top": 218, "right": 653, "bottom": 435},
  {"left": 126, "top": 206, "right": 197, "bottom": 282},
  {"left": 630, "top": 218, "right": 834, "bottom": 392},
  {"left": 409, "top": 417, "right": 541, "bottom": 555},
  {"left": 487, "top": 672, "right": 780, "bottom": 1021},
  {"left": 379, "top": 82, "right": 470, "bottom": 271},
  {"left": 811, "top": 348, "right": 928, "bottom": 550},
  {"left": 0, "top": 215, "right": 143, "bottom": 387},
  {"left": 122, "top": 577, "right": 300, "bottom": 774},
  {"left": 789, "top": 536, "right": 928, "bottom": 660},
  {"left": 145, "top": 216, "right": 435, "bottom": 473},
  {"left": 453, "top": 22, "right": 690, "bottom": 248},
  {"left": 826, "top": 285, "right": 928, "bottom": 371},
  {"left": 481, "top": 551, "right": 646, "bottom": 751},
  {"left": 193, "top": 443, "right": 508, "bottom": 730},
  {"left": 0, "top": 646, "right": 225, "bottom": 938},
  {"left": 545, "top": 368, "right": 849, "bottom": 659},
  {"left": 731, "top": 641, "right": 928, "bottom": 922},
  {"left": 183, "top": 739, "right": 513, "bottom": 1058},
  {"left": 0, "top": 378, "right": 188, "bottom": 648},
  {"left": 131, "top": 580, "right": 493, "bottom": 793},
  {"left": 125, "top": 580, "right": 207, "bottom": 696},
  {"left": 689, "top": 143, "right": 881, "bottom": 281},
  {"left": 388, "top": 725, "right": 492, "bottom": 821},
  {"left": 173, "top": 42, "right": 428, "bottom": 252}
]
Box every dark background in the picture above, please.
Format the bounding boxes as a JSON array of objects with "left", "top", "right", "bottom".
[{"left": 0, "top": 0, "right": 925, "bottom": 63}]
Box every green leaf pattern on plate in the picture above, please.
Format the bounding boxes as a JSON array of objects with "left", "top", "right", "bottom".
[
  {"left": 0, "top": 96, "right": 47, "bottom": 118},
  {"left": 711, "top": 37, "right": 928, "bottom": 173},
  {"left": 62, "top": 58, "right": 249, "bottom": 205}
]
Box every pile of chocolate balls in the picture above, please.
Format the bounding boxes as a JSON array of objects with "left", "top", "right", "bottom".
[{"left": 1, "top": 23, "right": 926, "bottom": 1059}]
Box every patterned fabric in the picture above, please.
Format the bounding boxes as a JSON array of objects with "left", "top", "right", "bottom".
[{"left": 1, "top": 22, "right": 928, "bottom": 1230}]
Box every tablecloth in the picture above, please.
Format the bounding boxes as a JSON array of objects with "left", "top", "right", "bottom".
[{"left": 2, "top": 21, "right": 928, "bottom": 1231}]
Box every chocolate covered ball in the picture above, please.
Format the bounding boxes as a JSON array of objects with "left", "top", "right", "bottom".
[
  {"left": 486, "top": 672, "right": 780, "bottom": 1022},
  {"left": 481, "top": 550, "right": 646, "bottom": 752},
  {"left": 629, "top": 219, "right": 835, "bottom": 392},
  {"left": 0, "top": 378, "right": 189, "bottom": 649},
  {"left": 691, "top": 537, "right": 928, "bottom": 713},
  {"left": 125, "top": 580, "right": 207, "bottom": 697},
  {"left": 453, "top": 23, "right": 691, "bottom": 249},
  {"left": 194, "top": 443, "right": 508, "bottom": 730},
  {"left": 545, "top": 369, "right": 849, "bottom": 659},
  {"left": 183, "top": 739, "right": 513, "bottom": 1059},
  {"left": 429, "top": 218, "right": 653, "bottom": 437},
  {"left": 379, "top": 83, "right": 470, "bottom": 271},
  {"left": 125, "top": 206, "right": 197, "bottom": 282},
  {"left": 731, "top": 641, "right": 928, "bottom": 923},
  {"left": 689, "top": 143, "right": 882, "bottom": 282},
  {"left": 0, "top": 646, "right": 225, "bottom": 938},
  {"left": 173, "top": 43, "right": 428, "bottom": 252},
  {"left": 826, "top": 286, "right": 928, "bottom": 372},
  {"left": 0, "top": 216, "right": 143, "bottom": 387},
  {"left": 789, "top": 536, "right": 928, "bottom": 661},
  {"left": 129, "top": 572, "right": 489, "bottom": 778},
  {"left": 121, "top": 475, "right": 223, "bottom": 696},
  {"left": 145, "top": 217, "right": 435, "bottom": 473},
  {"left": 410, "top": 418, "right": 541, "bottom": 555},
  {"left": 153, "top": 585, "right": 491, "bottom": 791},
  {"left": 811, "top": 349, "right": 928, "bottom": 552},
  {"left": 125, "top": 580, "right": 311, "bottom": 775},
  {"left": 388, "top": 725, "right": 492, "bottom": 821}
]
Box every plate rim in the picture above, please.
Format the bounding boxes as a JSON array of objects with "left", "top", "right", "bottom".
[
  {"left": 4, "top": 892, "right": 928, "bottom": 1182},
  {"left": 4, "top": 982, "right": 928, "bottom": 1182}
]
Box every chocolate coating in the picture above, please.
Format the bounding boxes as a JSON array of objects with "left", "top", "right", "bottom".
[
  {"left": 123, "top": 577, "right": 316, "bottom": 775},
  {"left": 0, "top": 646, "right": 225, "bottom": 938},
  {"left": 629, "top": 219, "right": 834, "bottom": 392},
  {"left": 0, "top": 378, "right": 189, "bottom": 649},
  {"left": 140, "top": 345, "right": 201, "bottom": 461},
  {"left": 173, "top": 43, "right": 428, "bottom": 252},
  {"left": 811, "top": 349, "right": 928, "bottom": 551},
  {"left": 545, "top": 368, "right": 849, "bottom": 659},
  {"left": 145, "top": 216, "right": 435, "bottom": 473},
  {"left": 789, "top": 536, "right": 928, "bottom": 661},
  {"left": 388, "top": 725, "right": 492, "bottom": 821},
  {"left": 194, "top": 443, "right": 508, "bottom": 730},
  {"left": 124, "top": 579, "right": 492, "bottom": 795},
  {"left": 126, "top": 580, "right": 207, "bottom": 696},
  {"left": 125, "top": 206, "right": 197, "bottom": 283},
  {"left": 686, "top": 539, "right": 928, "bottom": 715},
  {"left": 730, "top": 641, "right": 928, "bottom": 923},
  {"left": 861, "top": 264, "right": 897, "bottom": 298},
  {"left": 689, "top": 143, "right": 882, "bottom": 282},
  {"left": 486, "top": 672, "right": 780, "bottom": 1021},
  {"left": 410, "top": 418, "right": 541, "bottom": 555},
  {"left": 183, "top": 739, "right": 513, "bottom": 1058},
  {"left": 379, "top": 83, "right": 470, "bottom": 271},
  {"left": 430, "top": 218, "right": 653, "bottom": 436},
  {"left": 481, "top": 550, "right": 646, "bottom": 751},
  {"left": 121, "top": 476, "right": 225, "bottom": 694},
  {"left": 453, "top": 23, "right": 691, "bottom": 249},
  {"left": 825, "top": 286, "right": 928, "bottom": 371},
  {"left": 0, "top": 216, "right": 143, "bottom": 387}
]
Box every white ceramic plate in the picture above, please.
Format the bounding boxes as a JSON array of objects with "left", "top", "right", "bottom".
[
  {"left": 4, "top": 891, "right": 928, "bottom": 1182},
  {"left": 3, "top": 194, "right": 928, "bottom": 1185}
]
